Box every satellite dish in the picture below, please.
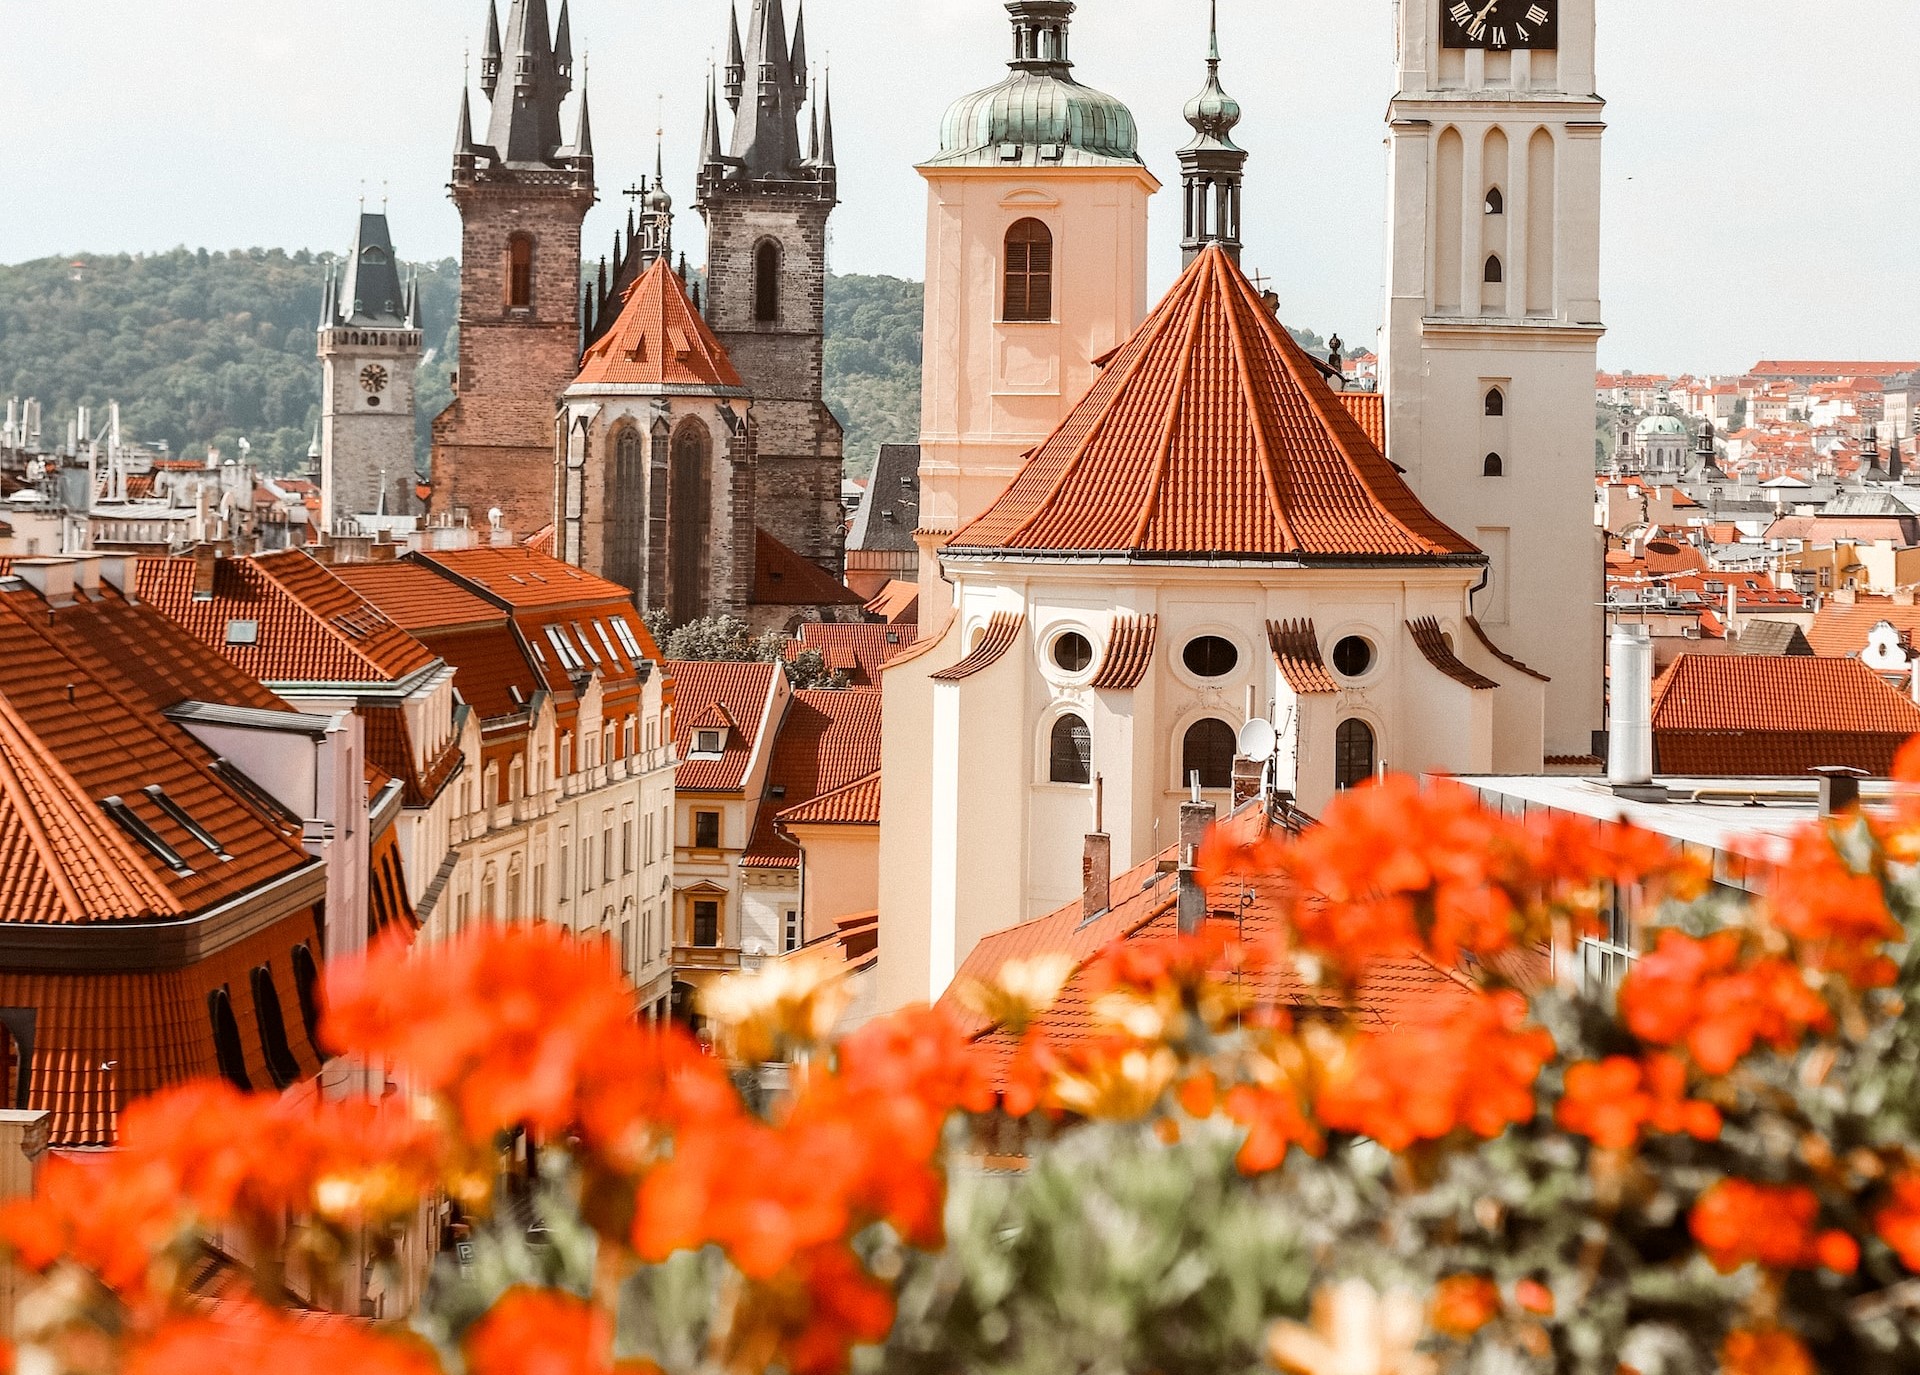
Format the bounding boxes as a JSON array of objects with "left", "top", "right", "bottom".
[{"left": 1237, "top": 717, "right": 1277, "bottom": 763}]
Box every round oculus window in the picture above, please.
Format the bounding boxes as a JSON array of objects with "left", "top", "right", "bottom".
[
  {"left": 1332, "top": 635, "right": 1374, "bottom": 678},
  {"left": 1051, "top": 631, "right": 1093, "bottom": 674},
  {"left": 1182, "top": 635, "right": 1239, "bottom": 678}
]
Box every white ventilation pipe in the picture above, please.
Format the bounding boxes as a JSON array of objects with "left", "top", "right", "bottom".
[{"left": 1608, "top": 624, "right": 1654, "bottom": 787}]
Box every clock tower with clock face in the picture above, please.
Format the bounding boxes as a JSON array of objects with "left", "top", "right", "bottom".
[
  {"left": 1381, "top": 0, "right": 1605, "bottom": 759},
  {"left": 318, "top": 209, "right": 423, "bottom": 531}
]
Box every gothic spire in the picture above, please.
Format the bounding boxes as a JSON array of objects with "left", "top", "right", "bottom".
[
  {"left": 553, "top": 0, "right": 574, "bottom": 92},
  {"left": 1178, "top": 0, "right": 1247, "bottom": 265},
  {"left": 454, "top": 83, "right": 476, "bottom": 163},
  {"left": 485, "top": 0, "right": 571, "bottom": 167},
  {"left": 726, "top": 0, "right": 807, "bottom": 180},
  {"left": 807, "top": 79, "right": 820, "bottom": 163},
  {"left": 789, "top": 2, "right": 809, "bottom": 86},
  {"left": 820, "top": 70, "right": 835, "bottom": 166},
  {"left": 725, "top": 4, "right": 746, "bottom": 111},
  {"left": 573, "top": 79, "right": 594, "bottom": 159},
  {"left": 700, "top": 63, "right": 723, "bottom": 166},
  {"left": 481, "top": 0, "right": 502, "bottom": 97}
]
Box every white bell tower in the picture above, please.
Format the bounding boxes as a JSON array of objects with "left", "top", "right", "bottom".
[{"left": 1381, "top": 0, "right": 1604, "bottom": 758}]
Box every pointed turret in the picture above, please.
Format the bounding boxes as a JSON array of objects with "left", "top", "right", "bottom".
[
  {"left": 319, "top": 264, "right": 337, "bottom": 329},
  {"left": 337, "top": 212, "right": 409, "bottom": 326},
  {"left": 789, "top": 2, "right": 809, "bottom": 87},
  {"left": 484, "top": 0, "right": 571, "bottom": 168},
  {"left": 725, "top": 5, "right": 746, "bottom": 110},
  {"left": 572, "top": 80, "right": 594, "bottom": 161},
  {"left": 480, "top": 0, "right": 502, "bottom": 97},
  {"left": 700, "top": 64, "right": 723, "bottom": 167},
  {"left": 807, "top": 80, "right": 820, "bottom": 163},
  {"left": 553, "top": 0, "right": 574, "bottom": 92},
  {"left": 453, "top": 84, "right": 477, "bottom": 175},
  {"left": 820, "top": 71, "right": 835, "bottom": 167},
  {"left": 724, "top": 0, "right": 807, "bottom": 181},
  {"left": 1178, "top": 0, "right": 1247, "bottom": 265}
]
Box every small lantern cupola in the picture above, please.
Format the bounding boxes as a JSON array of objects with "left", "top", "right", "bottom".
[{"left": 1178, "top": 0, "right": 1247, "bottom": 266}]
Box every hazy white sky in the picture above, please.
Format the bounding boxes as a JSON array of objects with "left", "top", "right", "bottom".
[{"left": 1, "top": 0, "right": 1915, "bottom": 374}]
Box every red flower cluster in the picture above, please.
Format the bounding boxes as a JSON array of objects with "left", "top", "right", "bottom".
[
  {"left": 1555, "top": 1053, "right": 1721, "bottom": 1150},
  {"left": 1768, "top": 823, "right": 1900, "bottom": 989},
  {"left": 1689, "top": 1179, "right": 1858, "bottom": 1274},
  {"left": 464, "top": 1288, "right": 632, "bottom": 1375},
  {"left": 1314, "top": 991, "right": 1554, "bottom": 1151},
  {"left": 1720, "top": 1326, "right": 1818, "bottom": 1375},
  {"left": 1618, "top": 930, "right": 1831, "bottom": 1075},
  {"left": 125, "top": 1302, "right": 438, "bottom": 1375},
  {"left": 0, "top": 1082, "right": 437, "bottom": 1300},
  {"left": 1873, "top": 1171, "right": 1920, "bottom": 1272},
  {"left": 1429, "top": 1274, "right": 1501, "bottom": 1338},
  {"left": 1201, "top": 775, "right": 1700, "bottom": 978}
]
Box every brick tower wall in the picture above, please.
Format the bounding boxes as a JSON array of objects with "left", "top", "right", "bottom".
[
  {"left": 431, "top": 179, "right": 593, "bottom": 539},
  {"left": 702, "top": 195, "right": 845, "bottom": 578}
]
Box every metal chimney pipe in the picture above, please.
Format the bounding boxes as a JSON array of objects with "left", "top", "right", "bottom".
[{"left": 1607, "top": 624, "right": 1654, "bottom": 788}]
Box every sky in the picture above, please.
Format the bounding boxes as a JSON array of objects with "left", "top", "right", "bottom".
[{"left": 1, "top": 0, "right": 1915, "bottom": 374}]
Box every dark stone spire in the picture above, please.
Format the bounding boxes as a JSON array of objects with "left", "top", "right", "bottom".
[
  {"left": 700, "top": 64, "right": 723, "bottom": 166},
  {"left": 820, "top": 72, "right": 835, "bottom": 167},
  {"left": 485, "top": 0, "right": 569, "bottom": 168},
  {"left": 727, "top": 0, "right": 807, "bottom": 179},
  {"left": 807, "top": 80, "right": 820, "bottom": 163},
  {"left": 454, "top": 83, "right": 476, "bottom": 169},
  {"left": 725, "top": 4, "right": 746, "bottom": 111},
  {"left": 1178, "top": 0, "right": 1247, "bottom": 265},
  {"left": 789, "top": 2, "right": 809, "bottom": 88},
  {"left": 553, "top": 0, "right": 574, "bottom": 92},
  {"left": 335, "top": 212, "right": 409, "bottom": 327},
  {"left": 572, "top": 79, "right": 594, "bottom": 160},
  {"left": 481, "top": 0, "right": 502, "bottom": 97}
]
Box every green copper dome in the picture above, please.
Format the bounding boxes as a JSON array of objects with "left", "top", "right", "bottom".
[
  {"left": 926, "top": 2, "right": 1141, "bottom": 169},
  {"left": 1636, "top": 413, "right": 1689, "bottom": 439}
]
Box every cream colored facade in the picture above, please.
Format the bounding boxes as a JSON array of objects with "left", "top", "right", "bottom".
[
  {"left": 876, "top": 560, "right": 1543, "bottom": 1010},
  {"left": 914, "top": 161, "right": 1157, "bottom": 600},
  {"left": 784, "top": 815, "right": 880, "bottom": 945},
  {"left": 1382, "top": 0, "right": 1606, "bottom": 757}
]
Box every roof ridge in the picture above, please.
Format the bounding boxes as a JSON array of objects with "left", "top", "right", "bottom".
[
  {"left": 255, "top": 551, "right": 419, "bottom": 681},
  {"left": 1216, "top": 251, "right": 1302, "bottom": 553},
  {"left": 1128, "top": 260, "right": 1214, "bottom": 551}
]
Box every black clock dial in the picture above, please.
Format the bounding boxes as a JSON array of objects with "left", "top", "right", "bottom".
[{"left": 1442, "top": 0, "right": 1559, "bottom": 50}]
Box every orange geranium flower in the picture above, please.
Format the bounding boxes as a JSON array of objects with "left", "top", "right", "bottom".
[
  {"left": 1556, "top": 1053, "right": 1721, "bottom": 1150},
  {"left": 1689, "top": 1179, "right": 1856, "bottom": 1274},
  {"left": 1767, "top": 823, "right": 1899, "bottom": 989},
  {"left": 1720, "top": 1325, "right": 1818, "bottom": 1375},
  {"left": 1873, "top": 1171, "right": 1920, "bottom": 1272},
  {"left": 1315, "top": 991, "right": 1553, "bottom": 1150},
  {"left": 1429, "top": 1274, "right": 1501, "bottom": 1338},
  {"left": 1618, "top": 930, "right": 1831, "bottom": 1075},
  {"left": 125, "top": 1302, "right": 440, "bottom": 1375},
  {"left": 466, "top": 1287, "right": 617, "bottom": 1375}
]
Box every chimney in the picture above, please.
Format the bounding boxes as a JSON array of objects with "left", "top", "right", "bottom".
[
  {"left": 67, "top": 554, "right": 101, "bottom": 596},
  {"left": 191, "top": 544, "right": 219, "bottom": 600},
  {"left": 96, "top": 555, "right": 137, "bottom": 603},
  {"left": 1231, "top": 755, "right": 1264, "bottom": 810},
  {"left": 10, "top": 558, "right": 75, "bottom": 608},
  {"left": 1177, "top": 786, "right": 1217, "bottom": 935},
  {"left": 1812, "top": 766, "right": 1866, "bottom": 817},
  {"left": 1081, "top": 775, "right": 1111, "bottom": 921},
  {"left": 1607, "top": 624, "right": 1655, "bottom": 791}
]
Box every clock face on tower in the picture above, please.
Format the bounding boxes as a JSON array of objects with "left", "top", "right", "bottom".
[
  {"left": 1442, "top": 0, "right": 1559, "bottom": 50},
  {"left": 359, "top": 364, "right": 389, "bottom": 394}
]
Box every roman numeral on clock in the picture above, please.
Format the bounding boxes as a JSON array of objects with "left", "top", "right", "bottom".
[{"left": 1526, "top": 4, "right": 1549, "bottom": 22}]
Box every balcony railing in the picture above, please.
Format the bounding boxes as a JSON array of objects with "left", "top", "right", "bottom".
[{"left": 673, "top": 945, "right": 743, "bottom": 973}]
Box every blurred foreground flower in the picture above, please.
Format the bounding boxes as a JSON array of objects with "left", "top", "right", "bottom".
[
  {"left": 702, "top": 947, "right": 853, "bottom": 1064},
  {"left": 953, "top": 952, "right": 1075, "bottom": 1036},
  {"left": 1267, "top": 1279, "right": 1436, "bottom": 1375}
]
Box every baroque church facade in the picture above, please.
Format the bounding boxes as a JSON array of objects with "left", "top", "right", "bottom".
[{"left": 876, "top": 0, "right": 1580, "bottom": 1011}]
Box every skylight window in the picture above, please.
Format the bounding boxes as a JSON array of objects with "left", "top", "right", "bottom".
[
  {"left": 101, "top": 795, "right": 191, "bottom": 873},
  {"left": 594, "top": 620, "right": 622, "bottom": 668},
  {"left": 225, "top": 619, "right": 259, "bottom": 645},
  {"left": 143, "top": 785, "right": 229, "bottom": 858},
  {"left": 611, "top": 618, "right": 645, "bottom": 661},
  {"left": 544, "top": 625, "right": 585, "bottom": 672},
  {"left": 570, "top": 621, "right": 604, "bottom": 667}
]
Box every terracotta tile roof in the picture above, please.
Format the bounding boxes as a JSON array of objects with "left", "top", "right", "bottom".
[
  {"left": 0, "top": 583, "right": 315, "bottom": 925},
  {"left": 1408, "top": 617, "right": 1498, "bottom": 690},
  {"left": 931, "top": 613, "right": 1024, "bottom": 682},
  {"left": 752, "top": 528, "right": 865, "bottom": 607},
  {"left": 1465, "top": 616, "right": 1550, "bottom": 682},
  {"left": 1650, "top": 653, "right": 1920, "bottom": 775},
  {"left": 1267, "top": 619, "right": 1336, "bottom": 694},
  {"left": 416, "top": 624, "right": 538, "bottom": 721},
  {"left": 409, "top": 545, "right": 642, "bottom": 612},
  {"left": 688, "top": 700, "right": 743, "bottom": 732},
  {"left": 0, "top": 910, "right": 325, "bottom": 1146},
  {"left": 1091, "top": 614, "right": 1157, "bottom": 690},
  {"left": 789, "top": 623, "right": 920, "bottom": 686},
  {"left": 524, "top": 524, "right": 555, "bottom": 555},
  {"left": 1807, "top": 600, "right": 1920, "bottom": 659},
  {"left": 946, "top": 246, "right": 1479, "bottom": 563},
  {"left": 137, "top": 551, "right": 438, "bottom": 685},
  {"left": 775, "top": 768, "right": 880, "bottom": 827},
  {"left": 743, "top": 689, "right": 884, "bottom": 867},
  {"left": 943, "top": 807, "right": 1478, "bottom": 1070},
  {"left": 1336, "top": 390, "right": 1385, "bottom": 449},
  {"left": 669, "top": 661, "right": 779, "bottom": 793},
  {"left": 573, "top": 257, "right": 745, "bottom": 391},
  {"left": 864, "top": 579, "right": 920, "bottom": 626},
  {"left": 330, "top": 561, "right": 499, "bottom": 632},
  {"left": 1750, "top": 360, "right": 1920, "bottom": 380},
  {"left": 368, "top": 823, "right": 418, "bottom": 937}
]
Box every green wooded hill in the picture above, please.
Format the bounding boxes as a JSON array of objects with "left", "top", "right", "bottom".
[{"left": 0, "top": 249, "right": 923, "bottom": 479}]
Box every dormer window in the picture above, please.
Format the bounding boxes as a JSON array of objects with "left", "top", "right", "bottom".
[{"left": 693, "top": 728, "right": 725, "bottom": 757}]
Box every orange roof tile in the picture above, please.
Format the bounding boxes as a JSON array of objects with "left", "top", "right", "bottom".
[
  {"left": 137, "top": 551, "right": 438, "bottom": 685},
  {"left": 669, "top": 661, "right": 780, "bottom": 793},
  {"left": 1807, "top": 600, "right": 1920, "bottom": 659},
  {"left": 1336, "top": 390, "right": 1385, "bottom": 449},
  {"left": 753, "top": 529, "right": 865, "bottom": 607},
  {"left": 330, "top": 561, "right": 500, "bottom": 633},
  {"left": 931, "top": 613, "right": 1024, "bottom": 682},
  {"left": 863, "top": 579, "right": 920, "bottom": 625},
  {"left": 789, "top": 623, "right": 920, "bottom": 687},
  {"left": 1090, "top": 614, "right": 1157, "bottom": 690},
  {"left": 416, "top": 624, "right": 538, "bottom": 722},
  {"left": 1466, "top": 616, "right": 1550, "bottom": 682},
  {"left": 947, "top": 246, "right": 1479, "bottom": 563},
  {"left": 409, "top": 546, "right": 643, "bottom": 612},
  {"left": 1408, "top": 617, "right": 1498, "bottom": 690},
  {"left": 1650, "top": 653, "right": 1920, "bottom": 776},
  {"left": 573, "top": 257, "right": 745, "bottom": 391},
  {"left": 1267, "top": 619, "right": 1336, "bottom": 694},
  {"left": 775, "top": 769, "right": 880, "bottom": 827},
  {"left": 743, "top": 689, "right": 884, "bottom": 867}
]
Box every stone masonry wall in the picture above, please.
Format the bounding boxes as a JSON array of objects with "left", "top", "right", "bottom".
[
  {"left": 430, "top": 180, "right": 593, "bottom": 539},
  {"left": 320, "top": 328, "right": 421, "bottom": 528}
]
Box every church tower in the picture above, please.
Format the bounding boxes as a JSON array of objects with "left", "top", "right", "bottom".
[
  {"left": 430, "top": 0, "right": 595, "bottom": 539},
  {"left": 1382, "top": 0, "right": 1605, "bottom": 756},
  {"left": 696, "top": 0, "right": 843, "bottom": 580},
  {"left": 318, "top": 210, "right": 422, "bottom": 530},
  {"left": 913, "top": 0, "right": 1158, "bottom": 611}
]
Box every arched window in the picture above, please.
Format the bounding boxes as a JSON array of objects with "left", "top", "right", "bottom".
[
  {"left": 753, "top": 240, "right": 781, "bottom": 323},
  {"left": 208, "top": 988, "right": 252, "bottom": 1092},
  {"left": 1484, "top": 388, "right": 1505, "bottom": 417},
  {"left": 1048, "top": 714, "right": 1092, "bottom": 784},
  {"left": 250, "top": 966, "right": 302, "bottom": 1090},
  {"left": 1484, "top": 186, "right": 1504, "bottom": 215},
  {"left": 1335, "top": 719, "right": 1376, "bottom": 791},
  {"left": 1483, "top": 453, "right": 1504, "bottom": 477},
  {"left": 290, "top": 942, "right": 325, "bottom": 1055},
  {"left": 1181, "top": 719, "right": 1237, "bottom": 791},
  {"left": 1484, "top": 255, "right": 1504, "bottom": 284},
  {"left": 1003, "top": 218, "right": 1054, "bottom": 322},
  {"left": 507, "top": 235, "right": 533, "bottom": 309},
  {"left": 668, "top": 420, "right": 713, "bottom": 623},
  {"left": 610, "top": 428, "right": 646, "bottom": 592}
]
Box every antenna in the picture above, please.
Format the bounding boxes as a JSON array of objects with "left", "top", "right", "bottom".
[{"left": 1236, "top": 718, "right": 1277, "bottom": 764}]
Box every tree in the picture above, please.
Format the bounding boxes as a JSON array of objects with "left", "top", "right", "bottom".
[{"left": 650, "top": 613, "right": 847, "bottom": 689}]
